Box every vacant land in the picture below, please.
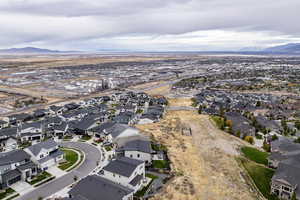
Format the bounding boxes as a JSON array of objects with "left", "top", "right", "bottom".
[{"left": 136, "top": 97, "right": 256, "bottom": 200}]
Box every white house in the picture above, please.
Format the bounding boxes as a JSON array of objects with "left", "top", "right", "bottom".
[
  {"left": 118, "top": 139, "right": 152, "bottom": 165},
  {"left": 99, "top": 157, "right": 146, "bottom": 192},
  {"left": 0, "top": 137, "right": 18, "bottom": 152},
  {"left": 24, "top": 139, "right": 64, "bottom": 170}
]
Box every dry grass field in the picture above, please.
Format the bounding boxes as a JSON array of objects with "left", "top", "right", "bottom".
[{"left": 136, "top": 96, "right": 256, "bottom": 200}]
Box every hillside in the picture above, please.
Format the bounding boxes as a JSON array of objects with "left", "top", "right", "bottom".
[{"left": 264, "top": 43, "right": 300, "bottom": 53}]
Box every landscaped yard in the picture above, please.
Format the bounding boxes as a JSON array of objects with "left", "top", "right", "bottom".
[
  {"left": 151, "top": 143, "right": 168, "bottom": 152},
  {"left": 241, "top": 146, "right": 269, "bottom": 165},
  {"left": 0, "top": 188, "right": 16, "bottom": 199},
  {"left": 152, "top": 160, "right": 169, "bottom": 169},
  {"left": 240, "top": 158, "right": 278, "bottom": 200},
  {"left": 63, "top": 135, "right": 73, "bottom": 140},
  {"left": 81, "top": 135, "right": 92, "bottom": 141},
  {"left": 58, "top": 148, "right": 79, "bottom": 170},
  {"left": 135, "top": 174, "right": 158, "bottom": 197},
  {"left": 29, "top": 171, "right": 52, "bottom": 185}
]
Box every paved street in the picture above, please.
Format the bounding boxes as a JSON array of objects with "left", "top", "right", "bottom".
[{"left": 15, "top": 142, "right": 101, "bottom": 200}]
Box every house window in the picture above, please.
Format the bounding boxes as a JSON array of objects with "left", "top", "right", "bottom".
[
  {"left": 130, "top": 155, "right": 133, "bottom": 158},
  {"left": 137, "top": 154, "right": 140, "bottom": 158}
]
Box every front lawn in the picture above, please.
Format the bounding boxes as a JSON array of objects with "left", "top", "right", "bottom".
[
  {"left": 152, "top": 160, "right": 169, "bottom": 169},
  {"left": 241, "top": 146, "right": 269, "bottom": 165},
  {"left": 81, "top": 135, "right": 91, "bottom": 141},
  {"left": 0, "top": 188, "right": 16, "bottom": 199},
  {"left": 240, "top": 158, "right": 278, "bottom": 200},
  {"left": 58, "top": 148, "right": 79, "bottom": 170},
  {"left": 29, "top": 171, "right": 52, "bottom": 185}
]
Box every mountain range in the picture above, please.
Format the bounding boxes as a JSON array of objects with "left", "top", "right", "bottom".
[
  {"left": 0, "top": 47, "right": 77, "bottom": 54},
  {"left": 264, "top": 43, "right": 300, "bottom": 53},
  {"left": 1, "top": 43, "right": 300, "bottom": 54}
]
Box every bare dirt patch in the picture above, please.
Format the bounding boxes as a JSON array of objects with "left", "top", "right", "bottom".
[{"left": 136, "top": 98, "right": 255, "bottom": 200}]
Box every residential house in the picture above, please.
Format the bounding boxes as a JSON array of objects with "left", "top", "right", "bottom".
[
  {"left": 118, "top": 139, "right": 152, "bottom": 165},
  {"left": 24, "top": 140, "right": 64, "bottom": 170},
  {"left": 99, "top": 157, "right": 145, "bottom": 192},
  {"left": 66, "top": 175, "right": 134, "bottom": 200},
  {"left": 0, "top": 120, "right": 9, "bottom": 130},
  {"left": 0, "top": 137, "right": 18, "bottom": 152},
  {"left": 0, "top": 150, "right": 38, "bottom": 189}
]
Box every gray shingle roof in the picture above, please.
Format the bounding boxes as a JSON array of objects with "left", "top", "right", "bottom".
[
  {"left": 0, "top": 150, "right": 30, "bottom": 166},
  {"left": 120, "top": 139, "right": 152, "bottom": 154},
  {"left": 26, "top": 139, "right": 57, "bottom": 156},
  {"left": 69, "top": 175, "right": 133, "bottom": 200},
  {"left": 102, "top": 157, "right": 143, "bottom": 177},
  {"left": 272, "top": 162, "right": 300, "bottom": 188}
]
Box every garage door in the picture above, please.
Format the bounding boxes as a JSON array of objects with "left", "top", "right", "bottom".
[{"left": 8, "top": 175, "right": 21, "bottom": 185}]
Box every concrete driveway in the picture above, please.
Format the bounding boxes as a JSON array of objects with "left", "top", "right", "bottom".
[
  {"left": 15, "top": 142, "right": 101, "bottom": 200},
  {"left": 46, "top": 166, "right": 67, "bottom": 178},
  {"left": 10, "top": 181, "right": 34, "bottom": 195}
]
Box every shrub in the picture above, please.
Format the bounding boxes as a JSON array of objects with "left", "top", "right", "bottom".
[{"left": 244, "top": 136, "right": 255, "bottom": 145}]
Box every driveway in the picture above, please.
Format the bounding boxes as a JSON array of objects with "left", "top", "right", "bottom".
[
  {"left": 46, "top": 166, "right": 67, "bottom": 178},
  {"left": 10, "top": 181, "right": 34, "bottom": 195},
  {"left": 15, "top": 142, "right": 101, "bottom": 200}
]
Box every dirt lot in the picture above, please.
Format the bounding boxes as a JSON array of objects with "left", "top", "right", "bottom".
[{"left": 136, "top": 98, "right": 256, "bottom": 200}]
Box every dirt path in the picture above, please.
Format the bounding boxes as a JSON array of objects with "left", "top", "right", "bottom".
[{"left": 136, "top": 97, "right": 256, "bottom": 200}]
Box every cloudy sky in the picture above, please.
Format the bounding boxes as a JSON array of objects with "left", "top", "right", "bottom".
[{"left": 0, "top": 0, "right": 300, "bottom": 51}]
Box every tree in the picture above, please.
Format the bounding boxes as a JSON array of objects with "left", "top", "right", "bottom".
[
  {"left": 73, "top": 175, "right": 78, "bottom": 182},
  {"left": 292, "top": 192, "right": 297, "bottom": 200},
  {"left": 295, "top": 121, "right": 300, "bottom": 130},
  {"left": 256, "top": 101, "right": 261, "bottom": 107},
  {"left": 272, "top": 135, "right": 278, "bottom": 141},
  {"left": 263, "top": 140, "right": 271, "bottom": 152},
  {"left": 198, "top": 106, "right": 202, "bottom": 114},
  {"left": 236, "top": 130, "right": 241, "bottom": 138},
  {"left": 244, "top": 136, "right": 255, "bottom": 145}
]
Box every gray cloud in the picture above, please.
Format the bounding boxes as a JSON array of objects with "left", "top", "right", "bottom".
[{"left": 0, "top": 0, "right": 299, "bottom": 50}]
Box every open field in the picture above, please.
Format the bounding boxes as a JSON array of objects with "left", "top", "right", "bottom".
[{"left": 136, "top": 97, "right": 256, "bottom": 200}]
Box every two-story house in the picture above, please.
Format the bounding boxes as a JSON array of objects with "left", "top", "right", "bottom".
[
  {"left": 0, "top": 150, "right": 38, "bottom": 189},
  {"left": 99, "top": 157, "right": 145, "bottom": 192},
  {"left": 24, "top": 140, "right": 64, "bottom": 170}
]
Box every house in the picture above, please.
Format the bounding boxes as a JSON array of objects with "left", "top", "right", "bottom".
[
  {"left": 70, "top": 117, "right": 99, "bottom": 135},
  {"left": 24, "top": 140, "right": 64, "bottom": 170},
  {"left": 45, "top": 116, "right": 62, "bottom": 128},
  {"left": 114, "top": 112, "right": 136, "bottom": 125},
  {"left": 33, "top": 109, "right": 49, "bottom": 119},
  {"left": 138, "top": 113, "right": 159, "bottom": 124},
  {"left": 0, "top": 120, "right": 9, "bottom": 129},
  {"left": 0, "top": 150, "right": 38, "bottom": 189},
  {"left": 0, "top": 137, "right": 18, "bottom": 152},
  {"left": 0, "top": 128, "right": 18, "bottom": 140},
  {"left": 19, "top": 131, "right": 43, "bottom": 143},
  {"left": 49, "top": 105, "right": 65, "bottom": 115},
  {"left": 99, "top": 157, "right": 145, "bottom": 192},
  {"left": 52, "top": 122, "right": 69, "bottom": 137},
  {"left": 271, "top": 160, "right": 300, "bottom": 200},
  {"left": 118, "top": 139, "right": 152, "bottom": 165},
  {"left": 19, "top": 121, "right": 44, "bottom": 135},
  {"left": 95, "top": 123, "right": 140, "bottom": 145},
  {"left": 66, "top": 175, "right": 134, "bottom": 200},
  {"left": 6, "top": 113, "right": 32, "bottom": 125}
]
